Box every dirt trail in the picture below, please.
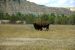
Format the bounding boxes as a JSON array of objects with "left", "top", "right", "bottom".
[{"left": 0, "top": 38, "right": 75, "bottom": 47}]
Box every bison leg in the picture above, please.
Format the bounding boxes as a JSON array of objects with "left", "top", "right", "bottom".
[
  {"left": 39, "top": 27, "right": 42, "bottom": 31},
  {"left": 46, "top": 26, "right": 49, "bottom": 31},
  {"left": 42, "top": 24, "right": 49, "bottom": 31},
  {"left": 46, "top": 24, "right": 49, "bottom": 31}
]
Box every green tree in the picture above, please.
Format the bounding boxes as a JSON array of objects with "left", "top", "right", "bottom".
[
  {"left": 25, "top": 14, "right": 36, "bottom": 24},
  {"left": 41, "top": 14, "right": 49, "bottom": 21},
  {"left": 10, "top": 14, "right": 17, "bottom": 24},
  {"left": 54, "top": 14, "right": 68, "bottom": 24},
  {"left": 15, "top": 12, "right": 23, "bottom": 20},
  {"left": 49, "top": 13, "right": 55, "bottom": 24},
  {"left": 0, "top": 13, "right": 4, "bottom": 20},
  {"left": 4, "top": 13, "right": 10, "bottom": 20},
  {"left": 69, "top": 14, "right": 75, "bottom": 25},
  {"left": 59, "top": 14, "right": 67, "bottom": 24}
]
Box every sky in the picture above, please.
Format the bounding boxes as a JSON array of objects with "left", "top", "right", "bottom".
[{"left": 27, "top": 0, "right": 75, "bottom": 7}]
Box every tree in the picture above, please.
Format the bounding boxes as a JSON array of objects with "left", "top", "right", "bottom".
[
  {"left": 41, "top": 14, "right": 49, "bottom": 21},
  {"left": 48, "top": 13, "right": 55, "bottom": 24},
  {"left": 10, "top": 14, "right": 17, "bottom": 24},
  {"left": 0, "top": 13, "right": 4, "bottom": 20},
  {"left": 25, "top": 14, "right": 36, "bottom": 24},
  {"left": 59, "top": 14, "right": 67, "bottom": 24},
  {"left": 4, "top": 13, "right": 10, "bottom": 20},
  {"left": 69, "top": 14, "right": 75, "bottom": 25}
]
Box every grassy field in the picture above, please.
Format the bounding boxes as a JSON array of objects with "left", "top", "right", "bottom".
[
  {"left": 0, "top": 24, "right": 75, "bottom": 50},
  {"left": 0, "top": 24, "right": 75, "bottom": 38}
]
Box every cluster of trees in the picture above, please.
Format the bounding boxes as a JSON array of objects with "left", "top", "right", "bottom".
[
  {"left": 48, "top": 13, "right": 75, "bottom": 25},
  {"left": 0, "top": 12, "right": 35, "bottom": 24},
  {"left": 0, "top": 12, "right": 75, "bottom": 24}
]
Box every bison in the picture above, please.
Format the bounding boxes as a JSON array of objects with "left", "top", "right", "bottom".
[
  {"left": 33, "top": 23, "right": 42, "bottom": 30},
  {"left": 33, "top": 19, "right": 49, "bottom": 31},
  {"left": 33, "top": 23, "right": 49, "bottom": 31}
]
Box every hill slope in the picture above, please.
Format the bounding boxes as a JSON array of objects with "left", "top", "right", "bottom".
[{"left": 0, "top": 0, "right": 74, "bottom": 15}]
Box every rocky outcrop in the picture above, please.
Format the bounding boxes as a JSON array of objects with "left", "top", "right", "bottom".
[{"left": 0, "top": 0, "right": 74, "bottom": 15}]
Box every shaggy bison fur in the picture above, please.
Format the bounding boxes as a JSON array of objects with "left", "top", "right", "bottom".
[{"left": 33, "top": 23, "right": 49, "bottom": 31}]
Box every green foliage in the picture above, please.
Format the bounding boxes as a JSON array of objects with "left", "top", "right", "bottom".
[
  {"left": 0, "top": 13, "right": 4, "bottom": 20},
  {"left": 69, "top": 14, "right": 75, "bottom": 25},
  {"left": 41, "top": 14, "right": 49, "bottom": 21},
  {"left": 4, "top": 13, "right": 11, "bottom": 20},
  {"left": 15, "top": 12, "right": 24, "bottom": 21},
  {"left": 0, "top": 12, "right": 75, "bottom": 24},
  {"left": 10, "top": 14, "right": 17, "bottom": 23},
  {"left": 25, "top": 14, "right": 36, "bottom": 24},
  {"left": 55, "top": 14, "right": 68, "bottom": 24},
  {"left": 48, "top": 13, "right": 55, "bottom": 24}
]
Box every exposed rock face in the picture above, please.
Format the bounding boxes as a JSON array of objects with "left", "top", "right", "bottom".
[{"left": 0, "top": 0, "right": 74, "bottom": 15}]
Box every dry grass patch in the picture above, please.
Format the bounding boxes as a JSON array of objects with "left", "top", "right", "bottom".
[{"left": 0, "top": 24, "right": 75, "bottom": 38}]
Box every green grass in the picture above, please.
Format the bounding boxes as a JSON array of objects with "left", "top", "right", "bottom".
[{"left": 0, "top": 24, "right": 75, "bottom": 50}]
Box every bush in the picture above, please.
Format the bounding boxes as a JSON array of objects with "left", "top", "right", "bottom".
[{"left": 0, "top": 12, "right": 75, "bottom": 25}]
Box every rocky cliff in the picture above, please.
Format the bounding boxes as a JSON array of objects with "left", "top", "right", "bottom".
[{"left": 0, "top": 0, "right": 74, "bottom": 15}]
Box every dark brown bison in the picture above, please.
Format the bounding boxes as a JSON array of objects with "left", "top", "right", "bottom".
[
  {"left": 33, "top": 19, "right": 49, "bottom": 31},
  {"left": 33, "top": 23, "right": 49, "bottom": 31},
  {"left": 33, "top": 23, "right": 42, "bottom": 30}
]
